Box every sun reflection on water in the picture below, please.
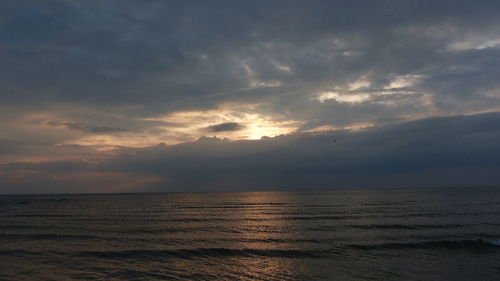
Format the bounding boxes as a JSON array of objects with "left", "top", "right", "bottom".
[{"left": 226, "top": 191, "right": 303, "bottom": 280}]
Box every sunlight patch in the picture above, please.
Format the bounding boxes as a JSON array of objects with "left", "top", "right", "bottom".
[
  {"left": 384, "top": 74, "right": 424, "bottom": 90},
  {"left": 143, "top": 104, "right": 303, "bottom": 143},
  {"left": 317, "top": 91, "right": 371, "bottom": 103}
]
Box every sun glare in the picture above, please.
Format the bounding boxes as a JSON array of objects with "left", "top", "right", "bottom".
[{"left": 62, "top": 104, "right": 303, "bottom": 148}]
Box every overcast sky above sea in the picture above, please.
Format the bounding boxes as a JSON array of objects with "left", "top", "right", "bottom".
[{"left": 1, "top": 0, "right": 500, "bottom": 193}]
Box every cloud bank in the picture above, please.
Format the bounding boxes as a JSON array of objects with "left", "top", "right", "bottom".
[{"left": 2, "top": 113, "right": 500, "bottom": 193}]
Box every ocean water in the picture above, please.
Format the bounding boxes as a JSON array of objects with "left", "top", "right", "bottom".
[{"left": 1, "top": 187, "right": 499, "bottom": 281}]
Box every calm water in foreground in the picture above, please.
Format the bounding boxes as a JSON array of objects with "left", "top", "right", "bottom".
[{"left": 0, "top": 187, "right": 499, "bottom": 280}]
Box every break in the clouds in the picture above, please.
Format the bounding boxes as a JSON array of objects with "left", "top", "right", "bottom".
[{"left": 1, "top": 0, "right": 500, "bottom": 193}]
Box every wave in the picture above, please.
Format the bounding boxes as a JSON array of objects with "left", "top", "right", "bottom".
[
  {"left": 348, "top": 239, "right": 500, "bottom": 250},
  {"left": 0, "top": 249, "right": 36, "bottom": 256},
  {"left": 0, "top": 247, "right": 342, "bottom": 260},
  {"left": 2, "top": 240, "right": 498, "bottom": 260},
  {"left": 164, "top": 215, "right": 347, "bottom": 222},
  {"left": 349, "top": 224, "right": 467, "bottom": 230},
  {"left": 75, "top": 248, "right": 335, "bottom": 260},
  {"left": 350, "top": 224, "right": 418, "bottom": 230},
  {"left": 483, "top": 239, "right": 500, "bottom": 246},
  {"left": 0, "top": 233, "right": 106, "bottom": 240}
]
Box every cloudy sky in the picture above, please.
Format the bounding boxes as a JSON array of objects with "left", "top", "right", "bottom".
[{"left": 1, "top": 0, "right": 500, "bottom": 193}]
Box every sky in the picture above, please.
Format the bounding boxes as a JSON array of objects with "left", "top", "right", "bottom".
[{"left": 1, "top": 0, "right": 500, "bottom": 194}]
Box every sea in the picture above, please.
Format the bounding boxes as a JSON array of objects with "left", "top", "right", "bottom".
[{"left": 1, "top": 187, "right": 499, "bottom": 281}]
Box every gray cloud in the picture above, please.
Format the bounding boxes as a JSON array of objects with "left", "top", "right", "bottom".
[
  {"left": 105, "top": 113, "right": 500, "bottom": 191},
  {"left": 44, "top": 120, "right": 129, "bottom": 134},
  {"left": 1, "top": 0, "right": 500, "bottom": 122},
  {"left": 206, "top": 122, "right": 245, "bottom": 132}
]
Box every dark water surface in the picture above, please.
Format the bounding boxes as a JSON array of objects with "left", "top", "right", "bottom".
[{"left": 1, "top": 187, "right": 500, "bottom": 280}]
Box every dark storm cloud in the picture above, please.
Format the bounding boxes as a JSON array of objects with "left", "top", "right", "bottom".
[{"left": 206, "top": 122, "right": 244, "bottom": 132}]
